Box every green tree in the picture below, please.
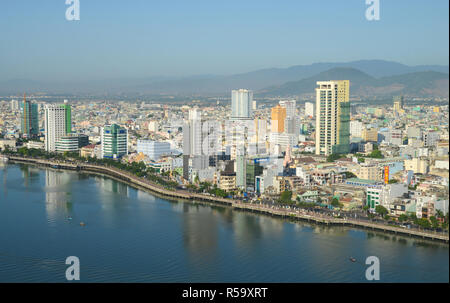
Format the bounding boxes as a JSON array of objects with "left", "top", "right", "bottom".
[
  {"left": 417, "top": 218, "right": 431, "bottom": 229},
  {"left": 398, "top": 214, "right": 408, "bottom": 222},
  {"left": 331, "top": 197, "right": 340, "bottom": 208},
  {"left": 435, "top": 209, "right": 444, "bottom": 219},
  {"left": 375, "top": 205, "right": 388, "bottom": 216},
  {"left": 368, "top": 150, "right": 383, "bottom": 159},
  {"left": 344, "top": 171, "right": 357, "bottom": 179},
  {"left": 279, "top": 191, "right": 293, "bottom": 204},
  {"left": 429, "top": 216, "right": 439, "bottom": 229},
  {"left": 326, "top": 154, "right": 342, "bottom": 163}
]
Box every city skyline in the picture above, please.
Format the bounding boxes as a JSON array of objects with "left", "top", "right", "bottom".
[{"left": 0, "top": 0, "right": 448, "bottom": 288}]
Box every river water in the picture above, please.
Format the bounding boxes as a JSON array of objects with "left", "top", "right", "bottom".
[{"left": 0, "top": 163, "right": 448, "bottom": 282}]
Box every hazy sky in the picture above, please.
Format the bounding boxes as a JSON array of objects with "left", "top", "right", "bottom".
[{"left": 1, "top": 0, "right": 448, "bottom": 82}]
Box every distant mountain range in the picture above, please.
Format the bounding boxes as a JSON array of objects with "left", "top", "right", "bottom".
[
  {"left": 258, "top": 68, "right": 449, "bottom": 98},
  {"left": 0, "top": 60, "right": 448, "bottom": 98}
]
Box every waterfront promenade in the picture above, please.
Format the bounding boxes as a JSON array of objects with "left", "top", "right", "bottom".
[{"left": 5, "top": 155, "right": 449, "bottom": 243}]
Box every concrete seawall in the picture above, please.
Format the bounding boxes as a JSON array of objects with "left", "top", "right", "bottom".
[{"left": 6, "top": 156, "right": 449, "bottom": 244}]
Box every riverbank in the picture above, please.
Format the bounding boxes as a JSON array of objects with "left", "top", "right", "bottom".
[{"left": 5, "top": 155, "right": 449, "bottom": 243}]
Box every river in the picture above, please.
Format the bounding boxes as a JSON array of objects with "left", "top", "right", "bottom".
[{"left": 0, "top": 163, "right": 448, "bottom": 282}]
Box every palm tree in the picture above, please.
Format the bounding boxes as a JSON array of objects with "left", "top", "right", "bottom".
[{"left": 435, "top": 209, "right": 444, "bottom": 219}]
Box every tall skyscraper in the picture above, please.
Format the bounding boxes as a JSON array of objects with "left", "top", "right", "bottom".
[
  {"left": 280, "top": 100, "right": 299, "bottom": 135},
  {"left": 271, "top": 104, "right": 286, "bottom": 133},
  {"left": 101, "top": 124, "right": 128, "bottom": 159},
  {"left": 315, "top": 80, "right": 350, "bottom": 156},
  {"left": 183, "top": 108, "right": 203, "bottom": 157},
  {"left": 44, "top": 103, "right": 71, "bottom": 152},
  {"left": 183, "top": 108, "right": 209, "bottom": 180},
  {"left": 20, "top": 93, "right": 39, "bottom": 138},
  {"left": 231, "top": 89, "right": 253, "bottom": 120},
  {"left": 62, "top": 100, "right": 72, "bottom": 134}
]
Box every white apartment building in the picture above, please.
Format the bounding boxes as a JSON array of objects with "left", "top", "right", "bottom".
[
  {"left": 231, "top": 89, "right": 253, "bottom": 120},
  {"left": 44, "top": 105, "right": 68, "bottom": 152}
]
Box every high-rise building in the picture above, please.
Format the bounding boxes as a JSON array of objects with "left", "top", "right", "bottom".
[
  {"left": 20, "top": 93, "right": 39, "bottom": 138},
  {"left": 183, "top": 108, "right": 203, "bottom": 157},
  {"left": 231, "top": 89, "right": 253, "bottom": 120},
  {"left": 279, "top": 100, "right": 296, "bottom": 118},
  {"left": 393, "top": 96, "right": 404, "bottom": 114},
  {"left": 271, "top": 104, "right": 286, "bottom": 133},
  {"left": 62, "top": 100, "right": 72, "bottom": 134},
  {"left": 315, "top": 80, "right": 350, "bottom": 156},
  {"left": 183, "top": 108, "right": 214, "bottom": 179},
  {"left": 305, "top": 102, "right": 314, "bottom": 117},
  {"left": 44, "top": 103, "right": 71, "bottom": 152},
  {"left": 279, "top": 100, "right": 298, "bottom": 135},
  {"left": 101, "top": 124, "right": 128, "bottom": 159}
]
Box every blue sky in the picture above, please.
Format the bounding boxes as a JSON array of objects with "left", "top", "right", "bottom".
[{"left": 0, "top": 0, "right": 448, "bottom": 82}]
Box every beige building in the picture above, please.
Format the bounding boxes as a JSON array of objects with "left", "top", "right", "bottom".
[
  {"left": 315, "top": 80, "right": 350, "bottom": 156},
  {"left": 219, "top": 172, "right": 236, "bottom": 192},
  {"left": 357, "top": 163, "right": 383, "bottom": 181},
  {"left": 404, "top": 157, "right": 429, "bottom": 174},
  {"left": 80, "top": 144, "right": 96, "bottom": 158}
]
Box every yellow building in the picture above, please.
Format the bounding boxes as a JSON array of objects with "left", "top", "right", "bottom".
[
  {"left": 362, "top": 128, "right": 378, "bottom": 142},
  {"left": 433, "top": 106, "right": 440, "bottom": 113},
  {"left": 271, "top": 105, "right": 286, "bottom": 133}
]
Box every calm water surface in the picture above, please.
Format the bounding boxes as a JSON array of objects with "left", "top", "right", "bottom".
[{"left": 0, "top": 164, "right": 448, "bottom": 282}]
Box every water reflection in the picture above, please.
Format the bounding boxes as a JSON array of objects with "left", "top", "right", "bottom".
[
  {"left": 0, "top": 164, "right": 447, "bottom": 282},
  {"left": 181, "top": 203, "right": 218, "bottom": 262},
  {"left": 45, "top": 170, "right": 73, "bottom": 220}
]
